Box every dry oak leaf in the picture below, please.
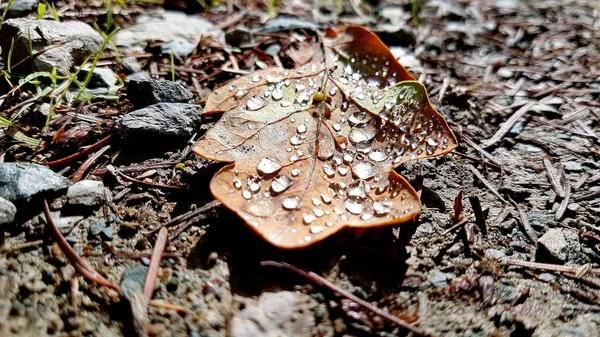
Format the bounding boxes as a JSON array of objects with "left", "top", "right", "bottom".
[{"left": 193, "top": 26, "right": 457, "bottom": 249}]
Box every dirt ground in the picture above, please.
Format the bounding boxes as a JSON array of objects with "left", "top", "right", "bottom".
[{"left": 1, "top": 0, "right": 600, "bottom": 336}]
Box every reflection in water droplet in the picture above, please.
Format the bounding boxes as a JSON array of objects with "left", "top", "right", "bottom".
[
  {"left": 352, "top": 162, "right": 377, "bottom": 180},
  {"left": 373, "top": 201, "right": 391, "bottom": 216},
  {"left": 266, "top": 74, "right": 283, "bottom": 83},
  {"left": 345, "top": 198, "right": 364, "bottom": 215},
  {"left": 272, "top": 89, "right": 284, "bottom": 100},
  {"left": 337, "top": 166, "right": 349, "bottom": 176},
  {"left": 242, "top": 190, "right": 252, "bottom": 200},
  {"left": 303, "top": 213, "right": 316, "bottom": 224},
  {"left": 321, "top": 193, "right": 332, "bottom": 204},
  {"left": 233, "top": 178, "right": 242, "bottom": 189},
  {"left": 282, "top": 196, "right": 299, "bottom": 210},
  {"left": 310, "top": 225, "right": 324, "bottom": 234},
  {"left": 252, "top": 74, "right": 261, "bottom": 82},
  {"left": 291, "top": 169, "right": 300, "bottom": 177},
  {"left": 235, "top": 90, "right": 247, "bottom": 99},
  {"left": 323, "top": 164, "right": 335, "bottom": 177},
  {"left": 361, "top": 212, "right": 372, "bottom": 220},
  {"left": 247, "top": 96, "right": 266, "bottom": 111},
  {"left": 368, "top": 151, "right": 387, "bottom": 162},
  {"left": 249, "top": 181, "right": 261, "bottom": 192},
  {"left": 290, "top": 136, "right": 303, "bottom": 145},
  {"left": 270, "top": 175, "right": 292, "bottom": 194},
  {"left": 256, "top": 157, "right": 282, "bottom": 175},
  {"left": 348, "top": 111, "right": 373, "bottom": 125},
  {"left": 348, "top": 125, "right": 376, "bottom": 144},
  {"left": 297, "top": 124, "right": 307, "bottom": 134},
  {"left": 347, "top": 180, "right": 367, "bottom": 199}
]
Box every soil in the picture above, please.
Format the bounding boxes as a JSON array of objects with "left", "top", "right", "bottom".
[{"left": 1, "top": 0, "right": 599, "bottom": 337}]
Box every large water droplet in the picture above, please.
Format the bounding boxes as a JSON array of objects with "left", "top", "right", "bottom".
[
  {"left": 348, "top": 111, "right": 373, "bottom": 125},
  {"left": 321, "top": 193, "right": 332, "bottom": 204},
  {"left": 310, "top": 225, "right": 324, "bottom": 234},
  {"left": 303, "top": 213, "right": 316, "bottom": 224},
  {"left": 242, "top": 190, "right": 252, "bottom": 200},
  {"left": 272, "top": 88, "right": 284, "bottom": 100},
  {"left": 368, "top": 151, "right": 387, "bottom": 162},
  {"left": 348, "top": 125, "right": 376, "bottom": 144},
  {"left": 352, "top": 162, "right": 377, "bottom": 179},
  {"left": 313, "top": 209, "right": 324, "bottom": 217},
  {"left": 282, "top": 196, "right": 299, "bottom": 210},
  {"left": 347, "top": 180, "right": 367, "bottom": 199},
  {"left": 270, "top": 175, "right": 292, "bottom": 194},
  {"left": 345, "top": 198, "right": 364, "bottom": 215},
  {"left": 373, "top": 201, "right": 391, "bottom": 216},
  {"left": 247, "top": 96, "right": 266, "bottom": 111},
  {"left": 322, "top": 164, "right": 335, "bottom": 177},
  {"left": 256, "top": 157, "right": 282, "bottom": 175},
  {"left": 297, "top": 124, "right": 307, "bottom": 134},
  {"left": 233, "top": 178, "right": 242, "bottom": 189}
]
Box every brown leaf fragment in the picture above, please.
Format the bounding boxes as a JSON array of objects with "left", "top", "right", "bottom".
[{"left": 193, "top": 26, "right": 457, "bottom": 248}]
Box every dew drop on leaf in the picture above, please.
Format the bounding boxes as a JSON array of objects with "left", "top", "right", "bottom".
[
  {"left": 256, "top": 157, "right": 282, "bottom": 175},
  {"left": 247, "top": 96, "right": 267, "bottom": 111},
  {"left": 345, "top": 198, "right": 364, "bottom": 215},
  {"left": 282, "top": 196, "right": 300, "bottom": 210},
  {"left": 270, "top": 175, "right": 293, "bottom": 194},
  {"left": 352, "top": 162, "right": 377, "bottom": 180}
]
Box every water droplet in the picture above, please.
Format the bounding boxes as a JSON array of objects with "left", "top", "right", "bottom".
[
  {"left": 361, "top": 212, "right": 373, "bottom": 220},
  {"left": 348, "top": 125, "right": 376, "bottom": 144},
  {"left": 249, "top": 181, "right": 261, "bottom": 192},
  {"left": 290, "top": 136, "right": 303, "bottom": 145},
  {"left": 304, "top": 235, "right": 312, "bottom": 242},
  {"left": 322, "top": 164, "right": 335, "bottom": 177},
  {"left": 281, "top": 100, "right": 292, "bottom": 107},
  {"left": 247, "top": 96, "right": 266, "bottom": 111},
  {"left": 373, "top": 201, "right": 391, "bottom": 216},
  {"left": 347, "top": 181, "right": 367, "bottom": 199},
  {"left": 343, "top": 152, "right": 354, "bottom": 163},
  {"left": 291, "top": 168, "right": 300, "bottom": 177},
  {"left": 345, "top": 198, "right": 364, "bottom": 215},
  {"left": 337, "top": 166, "right": 349, "bottom": 176},
  {"left": 303, "top": 213, "right": 316, "bottom": 224},
  {"left": 297, "top": 124, "right": 307, "bottom": 134},
  {"left": 352, "top": 162, "right": 377, "bottom": 180},
  {"left": 242, "top": 190, "right": 252, "bottom": 200},
  {"left": 256, "top": 157, "right": 282, "bottom": 175},
  {"left": 368, "top": 151, "right": 387, "bottom": 162},
  {"left": 321, "top": 193, "right": 332, "bottom": 204},
  {"left": 252, "top": 74, "right": 261, "bottom": 82},
  {"left": 348, "top": 111, "right": 373, "bottom": 125},
  {"left": 272, "top": 88, "right": 284, "bottom": 100},
  {"left": 329, "top": 87, "right": 338, "bottom": 96},
  {"left": 233, "top": 178, "right": 242, "bottom": 189},
  {"left": 270, "top": 175, "right": 293, "bottom": 194},
  {"left": 332, "top": 123, "right": 341, "bottom": 132},
  {"left": 312, "top": 198, "right": 321, "bottom": 206},
  {"left": 266, "top": 74, "right": 283, "bottom": 83},
  {"left": 310, "top": 225, "right": 323, "bottom": 234},
  {"left": 326, "top": 221, "right": 334, "bottom": 227},
  {"left": 313, "top": 209, "right": 324, "bottom": 217},
  {"left": 282, "top": 196, "right": 299, "bottom": 210}
]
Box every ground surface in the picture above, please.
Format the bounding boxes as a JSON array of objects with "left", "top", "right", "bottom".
[{"left": 0, "top": 0, "right": 599, "bottom": 336}]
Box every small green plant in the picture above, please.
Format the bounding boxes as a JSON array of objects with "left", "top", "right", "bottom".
[
  {"left": 170, "top": 52, "right": 175, "bottom": 82},
  {"left": 6, "top": 37, "right": 14, "bottom": 74},
  {"left": 37, "top": 1, "right": 47, "bottom": 19},
  {"left": 75, "top": 27, "right": 119, "bottom": 101},
  {"left": 411, "top": 0, "right": 422, "bottom": 26},
  {"left": 0, "top": 0, "right": 16, "bottom": 33},
  {"left": 267, "top": 0, "right": 276, "bottom": 16},
  {"left": 49, "top": 2, "right": 59, "bottom": 21}
]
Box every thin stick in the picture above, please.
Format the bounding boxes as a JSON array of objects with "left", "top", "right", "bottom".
[
  {"left": 43, "top": 200, "right": 120, "bottom": 292},
  {"left": 143, "top": 227, "right": 168, "bottom": 301},
  {"left": 482, "top": 101, "right": 536, "bottom": 148},
  {"left": 44, "top": 135, "right": 112, "bottom": 167},
  {"left": 506, "top": 259, "right": 600, "bottom": 276},
  {"left": 71, "top": 145, "right": 111, "bottom": 182},
  {"left": 115, "top": 170, "right": 182, "bottom": 190},
  {"left": 543, "top": 158, "right": 565, "bottom": 198},
  {"left": 468, "top": 164, "right": 508, "bottom": 204},
  {"left": 508, "top": 198, "right": 538, "bottom": 244},
  {"left": 261, "top": 261, "right": 431, "bottom": 337}
]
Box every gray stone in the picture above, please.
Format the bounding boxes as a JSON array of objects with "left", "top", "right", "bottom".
[
  {"left": 537, "top": 228, "right": 568, "bottom": 263},
  {"left": 0, "top": 19, "right": 103, "bottom": 73},
  {"left": 101, "top": 226, "right": 114, "bottom": 241},
  {"left": 229, "top": 291, "right": 317, "bottom": 337},
  {"left": 0, "top": 0, "right": 37, "bottom": 18},
  {"left": 0, "top": 163, "right": 69, "bottom": 202},
  {"left": 0, "top": 197, "right": 17, "bottom": 227},
  {"left": 67, "top": 180, "right": 105, "bottom": 207},
  {"left": 89, "top": 219, "right": 106, "bottom": 237},
  {"left": 119, "top": 56, "right": 143, "bottom": 74},
  {"left": 117, "top": 103, "right": 202, "bottom": 138},
  {"left": 114, "top": 10, "right": 224, "bottom": 57},
  {"left": 127, "top": 78, "right": 193, "bottom": 109},
  {"left": 563, "top": 161, "right": 583, "bottom": 172},
  {"left": 485, "top": 249, "right": 507, "bottom": 261},
  {"left": 428, "top": 270, "right": 448, "bottom": 288}
]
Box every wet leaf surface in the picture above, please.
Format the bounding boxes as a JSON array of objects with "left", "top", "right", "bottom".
[{"left": 193, "top": 26, "right": 457, "bottom": 248}]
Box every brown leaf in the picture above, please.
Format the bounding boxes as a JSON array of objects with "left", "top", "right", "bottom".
[{"left": 193, "top": 26, "right": 457, "bottom": 249}]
